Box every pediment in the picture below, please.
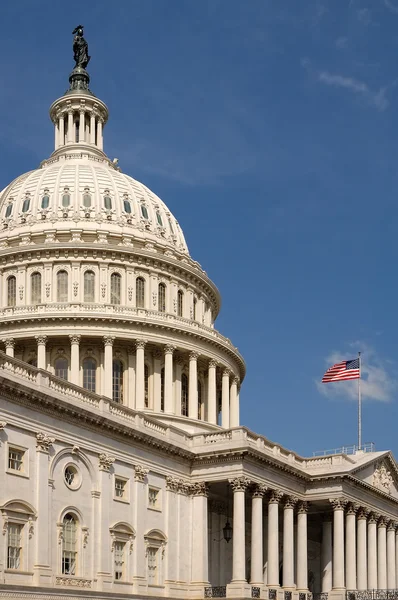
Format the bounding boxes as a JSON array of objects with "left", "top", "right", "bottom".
[
  {"left": 352, "top": 453, "right": 398, "bottom": 498},
  {"left": 0, "top": 499, "right": 36, "bottom": 516}
]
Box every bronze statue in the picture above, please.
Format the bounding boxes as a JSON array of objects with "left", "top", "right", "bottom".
[{"left": 72, "top": 25, "right": 90, "bottom": 69}]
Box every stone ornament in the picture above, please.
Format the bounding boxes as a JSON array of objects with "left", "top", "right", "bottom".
[
  {"left": 165, "top": 476, "right": 180, "bottom": 493},
  {"left": 373, "top": 462, "right": 394, "bottom": 494},
  {"left": 190, "top": 481, "right": 209, "bottom": 497},
  {"left": 0, "top": 422, "right": 7, "bottom": 431},
  {"left": 98, "top": 453, "right": 115, "bottom": 471},
  {"left": 103, "top": 335, "right": 115, "bottom": 347},
  {"left": 208, "top": 359, "right": 218, "bottom": 369},
  {"left": 329, "top": 498, "right": 347, "bottom": 511},
  {"left": 368, "top": 512, "right": 380, "bottom": 524},
  {"left": 252, "top": 483, "right": 267, "bottom": 498},
  {"left": 56, "top": 576, "right": 92, "bottom": 588},
  {"left": 189, "top": 351, "right": 199, "bottom": 361},
  {"left": 135, "top": 340, "right": 147, "bottom": 350},
  {"left": 3, "top": 338, "right": 15, "bottom": 348},
  {"left": 284, "top": 496, "right": 298, "bottom": 509},
  {"left": 378, "top": 516, "right": 388, "bottom": 528},
  {"left": 297, "top": 501, "right": 309, "bottom": 514},
  {"left": 388, "top": 520, "right": 397, "bottom": 531},
  {"left": 357, "top": 507, "right": 369, "bottom": 520},
  {"left": 228, "top": 476, "right": 251, "bottom": 492},
  {"left": 346, "top": 503, "right": 359, "bottom": 515},
  {"left": 164, "top": 345, "right": 176, "bottom": 355},
  {"left": 268, "top": 489, "right": 284, "bottom": 504},
  {"left": 134, "top": 465, "right": 149, "bottom": 482},
  {"left": 82, "top": 526, "right": 89, "bottom": 547},
  {"left": 35, "top": 335, "right": 48, "bottom": 346},
  {"left": 36, "top": 431, "right": 55, "bottom": 452},
  {"left": 69, "top": 334, "right": 81, "bottom": 345}
]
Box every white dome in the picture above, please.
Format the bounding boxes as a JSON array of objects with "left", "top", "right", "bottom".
[{"left": 0, "top": 154, "right": 189, "bottom": 254}]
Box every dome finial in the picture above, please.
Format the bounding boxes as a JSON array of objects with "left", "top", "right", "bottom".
[{"left": 72, "top": 25, "right": 91, "bottom": 69}]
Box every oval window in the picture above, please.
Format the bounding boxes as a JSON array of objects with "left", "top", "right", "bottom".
[
  {"left": 41, "top": 195, "right": 49, "bottom": 209},
  {"left": 22, "top": 198, "right": 30, "bottom": 213},
  {"left": 62, "top": 194, "right": 70, "bottom": 207},
  {"left": 123, "top": 199, "right": 132, "bottom": 214},
  {"left": 104, "top": 195, "right": 112, "bottom": 210},
  {"left": 156, "top": 211, "right": 163, "bottom": 226},
  {"left": 83, "top": 193, "right": 91, "bottom": 208},
  {"left": 5, "top": 204, "right": 13, "bottom": 218},
  {"left": 141, "top": 205, "right": 148, "bottom": 220}
]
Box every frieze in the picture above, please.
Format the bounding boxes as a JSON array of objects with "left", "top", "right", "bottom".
[{"left": 55, "top": 576, "right": 92, "bottom": 588}]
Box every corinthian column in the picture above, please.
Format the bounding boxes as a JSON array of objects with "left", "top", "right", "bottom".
[
  {"left": 230, "top": 376, "right": 239, "bottom": 427},
  {"left": 330, "top": 498, "right": 346, "bottom": 589},
  {"left": 250, "top": 484, "right": 267, "bottom": 585},
  {"left": 4, "top": 338, "right": 15, "bottom": 357},
  {"left": 103, "top": 336, "right": 115, "bottom": 399},
  {"left": 296, "top": 502, "right": 309, "bottom": 591},
  {"left": 378, "top": 516, "right": 388, "bottom": 590},
  {"left": 368, "top": 513, "right": 378, "bottom": 589},
  {"left": 387, "top": 521, "right": 396, "bottom": 590},
  {"left": 321, "top": 515, "right": 333, "bottom": 593},
  {"left": 356, "top": 508, "right": 368, "bottom": 590},
  {"left": 164, "top": 345, "right": 175, "bottom": 414},
  {"left": 283, "top": 496, "right": 297, "bottom": 589},
  {"left": 221, "top": 369, "right": 230, "bottom": 428},
  {"left": 229, "top": 476, "right": 251, "bottom": 583},
  {"left": 268, "top": 490, "right": 283, "bottom": 588},
  {"left": 191, "top": 482, "right": 209, "bottom": 585},
  {"left": 188, "top": 351, "right": 199, "bottom": 418},
  {"left": 35, "top": 335, "right": 48, "bottom": 369},
  {"left": 207, "top": 360, "right": 217, "bottom": 424},
  {"left": 345, "top": 503, "right": 357, "bottom": 590},
  {"left": 135, "top": 340, "right": 147, "bottom": 410},
  {"left": 69, "top": 334, "right": 81, "bottom": 385}
]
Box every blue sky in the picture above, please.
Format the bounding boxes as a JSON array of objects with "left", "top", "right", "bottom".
[{"left": 2, "top": 0, "right": 398, "bottom": 457}]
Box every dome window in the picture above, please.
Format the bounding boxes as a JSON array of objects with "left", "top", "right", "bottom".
[
  {"left": 31, "top": 272, "right": 42, "bottom": 304},
  {"left": 84, "top": 271, "right": 95, "bottom": 303},
  {"left": 62, "top": 193, "right": 70, "bottom": 208},
  {"left": 41, "top": 195, "right": 50, "bottom": 209},
  {"left": 83, "top": 191, "right": 91, "bottom": 208},
  {"left": 83, "top": 357, "right": 97, "bottom": 392},
  {"left": 158, "top": 283, "right": 166, "bottom": 313},
  {"left": 168, "top": 218, "right": 174, "bottom": 234},
  {"left": 123, "top": 199, "right": 132, "bottom": 214},
  {"left": 112, "top": 359, "right": 124, "bottom": 403},
  {"left": 7, "top": 276, "right": 16, "bottom": 307},
  {"left": 156, "top": 212, "right": 163, "bottom": 226},
  {"left": 141, "top": 205, "right": 149, "bottom": 220},
  {"left": 110, "top": 273, "right": 121, "bottom": 305},
  {"left": 177, "top": 290, "right": 184, "bottom": 317},
  {"left": 5, "top": 203, "right": 13, "bottom": 218},
  {"left": 104, "top": 195, "right": 112, "bottom": 210},
  {"left": 22, "top": 198, "right": 30, "bottom": 213}
]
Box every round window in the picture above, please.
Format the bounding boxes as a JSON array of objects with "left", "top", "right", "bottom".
[{"left": 64, "top": 464, "right": 80, "bottom": 490}]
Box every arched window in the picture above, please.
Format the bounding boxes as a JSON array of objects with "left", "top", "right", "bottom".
[
  {"left": 177, "top": 290, "right": 183, "bottom": 317},
  {"left": 104, "top": 195, "right": 112, "bottom": 210},
  {"left": 193, "top": 297, "right": 197, "bottom": 321},
  {"left": 156, "top": 211, "right": 163, "bottom": 226},
  {"left": 55, "top": 357, "right": 68, "bottom": 380},
  {"left": 31, "top": 272, "right": 41, "bottom": 304},
  {"left": 57, "top": 271, "right": 68, "bottom": 302},
  {"left": 62, "top": 191, "right": 70, "bottom": 207},
  {"left": 83, "top": 357, "right": 96, "bottom": 392},
  {"left": 41, "top": 194, "right": 50, "bottom": 209},
  {"left": 5, "top": 203, "right": 13, "bottom": 218},
  {"left": 123, "top": 199, "right": 132, "bottom": 214},
  {"left": 62, "top": 513, "right": 77, "bottom": 575},
  {"left": 83, "top": 191, "right": 91, "bottom": 207},
  {"left": 198, "top": 380, "right": 203, "bottom": 420},
  {"left": 113, "top": 359, "right": 124, "bottom": 403},
  {"left": 160, "top": 368, "right": 165, "bottom": 412},
  {"left": 22, "top": 197, "right": 30, "bottom": 213},
  {"left": 7, "top": 276, "right": 16, "bottom": 307},
  {"left": 181, "top": 373, "right": 188, "bottom": 417},
  {"left": 144, "top": 364, "right": 149, "bottom": 408},
  {"left": 136, "top": 277, "right": 145, "bottom": 308},
  {"left": 141, "top": 205, "right": 149, "bottom": 220},
  {"left": 110, "top": 273, "right": 121, "bottom": 305},
  {"left": 84, "top": 271, "right": 95, "bottom": 302},
  {"left": 158, "top": 283, "right": 166, "bottom": 313}
]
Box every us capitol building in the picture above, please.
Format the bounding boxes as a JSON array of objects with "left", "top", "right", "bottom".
[{"left": 1, "top": 28, "right": 398, "bottom": 600}]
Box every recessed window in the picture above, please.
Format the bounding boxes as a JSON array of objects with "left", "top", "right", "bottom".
[
  {"left": 156, "top": 211, "right": 163, "bottom": 226},
  {"left": 112, "top": 359, "right": 124, "bottom": 403},
  {"left": 177, "top": 290, "right": 183, "bottom": 317},
  {"left": 181, "top": 374, "right": 188, "bottom": 417},
  {"left": 83, "top": 357, "right": 96, "bottom": 392},
  {"left": 198, "top": 380, "right": 203, "bottom": 420},
  {"left": 22, "top": 198, "right": 30, "bottom": 213},
  {"left": 110, "top": 273, "right": 121, "bottom": 305},
  {"left": 83, "top": 192, "right": 91, "bottom": 208},
  {"left": 104, "top": 195, "right": 112, "bottom": 210},
  {"left": 31, "top": 272, "right": 42, "bottom": 304},
  {"left": 147, "top": 547, "right": 159, "bottom": 584},
  {"left": 168, "top": 217, "right": 174, "bottom": 234},
  {"left": 62, "top": 514, "right": 77, "bottom": 575},
  {"left": 8, "top": 448, "right": 24, "bottom": 471},
  {"left": 84, "top": 270, "right": 95, "bottom": 302},
  {"left": 160, "top": 368, "right": 164, "bottom": 412},
  {"left": 114, "top": 541, "right": 125, "bottom": 581},
  {"left": 57, "top": 270, "right": 68, "bottom": 302},
  {"left": 41, "top": 195, "right": 50, "bottom": 209},
  {"left": 7, "top": 523, "right": 22, "bottom": 570},
  {"left": 158, "top": 283, "right": 166, "bottom": 313},
  {"left": 141, "top": 204, "right": 149, "bottom": 220},
  {"left": 7, "top": 276, "right": 16, "bottom": 307},
  {"left": 144, "top": 364, "right": 149, "bottom": 408},
  {"left": 136, "top": 277, "right": 145, "bottom": 308},
  {"left": 115, "top": 478, "right": 126, "bottom": 499},
  {"left": 5, "top": 203, "right": 13, "bottom": 218},
  {"left": 193, "top": 297, "right": 197, "bottom": 321},
  {"left": 55, "top": 357, "right": 68, "bottom": 380},
  {"left": 64, "top": 465, "right": 78, "bottom": 487},
  {"left": 62, "top": 192, "right": 71, "bottom": 207},
  {"left": 123, "top": 199, "right": 132, "bottom": 214},
  {"left": 148, "top": 487, "right": 160, "bottom": 510}
]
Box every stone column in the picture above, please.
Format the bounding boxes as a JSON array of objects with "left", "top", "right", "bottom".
[
  {"left": 345, "top": 503, "right": 357, "bottom": 590},
  {"left": 321, "top": 515, "right": 333, "bottom": 593},
  {"left": 207, "top": 360, "right": 217, "bottom": 424},
  {"left": 96, "top": 453, "right": 115, "bottom": 583},
  {"left": 268, "top": 490, "right": 283, "bottom": 588},
  {"left": 54, "top": 118, "right": 58, "bottom": 149},
  {"left": 191, "top": 482, "right": 210, "bottom": 586},
  {"left": 250, "top": 484, "right": 267, "bottom": 585},
  {"left": 67, "top": 109, "right": 74, "bottom": 143},
  {"left": 90, "top": 114, "right": 96, "bottom": 144},
  {"left": 330, "top": 499, "right": 346, "bottom": 590},
  {"left": 69, "top": 334, "right": 81, "bottom": 385},
  {"left": 387, "top": 521, "right": 396, "bottom": 590},
  {"left": 229, "top": 476, "right": 251, "bottom": 583},
  {"left": 59, "top": 114, "right": 65, "bottom": 146},
  {"left": 164, "top": 345, "right": 175, "bottom": 414},
  {"left": 230, "top": 376, "right": 239, "bottom": 427},
  {"left": 221, "top": 369, "right": 230, "bottom": 429},
  {"left": 165, "top": 477, "right": 179, "bottom": 587},
  {"left": 34, "top": 432, "right": 54, "bottom": 584},
  {"left": 356, "top": 508, "right": 368, "bottom": 590},
  {"left": 97, "top": 117, "right": 103, "bottom": 150},
  {"left": 4, "top": 338, "right": 15, "bottom": 357},
  {"left": 79, "top": 109, "right": 85, "bottom": 142},
  {"left": 127, "top": 346, "right": 136, "bottom": 410},
  {"left": 367, "top": 513, "right": 378, "bottom": 590},
  {"left": 378, "top": 517, "right": 388, "bottom": 590},
  {"left": 188, "top": 351, "right": 198, "bottom": 419},
  {"left": 35, "top": 335, "right": 48, "bottom": 370},
  {"left": 283, "top": 496, "right": 297, "bottom": 589},
  {"left": 135, "top": 340, "right": 146, "bottom": 410},
  {"left": 395, "top": 528, "right": 398, "bottom": 592},
  {"left": 103, "top": 336, "right": 114, "bottom": 400},
  {"left": 152, "top": 349, "right": 162, "bottom": 412},
  {"left": 296, "top": 502, "right": 309, "bottom": 591},
  {"left": 133, "top": 465, "right": 149, "bottom": 589}
]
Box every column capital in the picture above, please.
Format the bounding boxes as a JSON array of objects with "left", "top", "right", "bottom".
[
  {"left": 357, "top": 507, "right": 369, "bottom": 520},
  {"left": 329, "top": 498, "right": 347, "bottom": 511},
  {"left": 36, "top": 431, "right": 55, "bottom": 453},
  {"left": 228, "top": 476, "right": 251, "bottom": 492},
  {"left": 222, "top": 368, "right": 231, "bottom": 378},
  {"left": 208, "top": 359, "right": 218, "bottom": 369},
  {"left": 3, "top": 337, "right": 15, "bottom": 348},
  {"left": 268, "top": 489, "right": 284, "bottom": 504},
  {"left": 190, "top": 481, "right": 209, "bottom": 497},
  {"left": 35, "top": 335, "right": 48, "bottom": 346},
  {"left": 387, "top": 520, "right": 397, "bottom": 531},
  {"left": 284, "top": 495, "right": 298, "bottom": 509},
  {"left": 189, "top": 350, "right": 199, "bottom": 361},
  {"left": 135, "top": 339, "right": 147, "bottom": 350},
  {"left": 69, "top": 334, "right": 81, "bottom": 345},
  {"left": 232, "top": 375, "right": 240, "bottom": 385},
  {"left": 164, "top": 344, "right": 176, "bottom": 355},
  {"left": 368, "top": 512, "right": 380, "bottom": 524},
  {"left": 346, "top": 502, "right": 360, "bottom": 515},
  {"left": 297, "top": 501, "right": 309, "bottom": 514},
  {"left": 378, "top": 515, "right": 388, "bottom": 528},
  {"left": 251, "top": 483, "right": 267, "bottom": 498},
  {"left": 165, "top": 476, "right": 180, "bottom": 493},
  {"left": 103, "top": 335, "right": 115, "bottom": 347},
  {"left": 134, "top": 464, "right": 149, "bottom": 482},
  {"left": 98, "top": 453, "right": 115, "bottom": 472}
]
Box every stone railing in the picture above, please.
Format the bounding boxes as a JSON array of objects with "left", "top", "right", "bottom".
[
  {"left": 347, "top": 592, "right": 398, "bottom": 600},
  {"left": 205, "top": 587, "right": 227, "bottom": 598}
]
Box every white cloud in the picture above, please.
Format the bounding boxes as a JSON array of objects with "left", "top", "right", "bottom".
[
  {"left": 335, "top": 37, "right": 348, "bottom": 49},
  {"left": 316, "top": 344, "right": 398, "bottom": 403},
  {"left": 384, "top": 0, "right": 398, "bottom": 14}
]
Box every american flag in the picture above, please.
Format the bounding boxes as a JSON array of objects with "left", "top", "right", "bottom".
[{"left": 322, "top": 358, "right": 360, "bottom": 383}]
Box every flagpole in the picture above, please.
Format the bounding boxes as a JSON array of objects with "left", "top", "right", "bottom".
[{"left": 358, "top": 351, "right": 362, "bottom": 450}]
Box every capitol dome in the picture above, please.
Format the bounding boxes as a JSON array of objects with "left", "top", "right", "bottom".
[{"left": 0, "top": 55, "right": 244, "bottom": 434}]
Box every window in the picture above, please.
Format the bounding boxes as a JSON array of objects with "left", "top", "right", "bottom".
[
  {"left": 141, "top": 204, "right": 149, "bottom": 219},
  {"left": 181, "top": 374, "right": 188, "bottom": 416},
  {"left": 83, "top": 191, "right": 91, "bottom": 207},
  {"left": 7, "top": 524, "right": 22, "bottom": 570},
  {"left": 177, "top": 290, "right": 183, "bottom": 317},
  {"left": 83, "top": 357, "right": 96, "bottom": 392},
  {"left": 198, "top": 380, "right": 203, "bottom": 420},
  {"left": 5, "top": 203, "right": 13, "bottom": 218},
  {"left": 156, "top": 211, "right": 163, "bottom": 226},
  {"left": 113, "top": 359, "right": 124, "bottom": 403},
  {"left": 193, "top": 297, "right": 197, "bottom": 321},
  {"left": 110, "top": 273, "right": 121, "bottom": 305},
  {"left": 123, "top": 199, "right": 132, "bottom": 214},
  {"left": 57, "top": 270, "right": 68, "bottom": 302},
  {"left": 55, "top": 357, "right": 68, "bottom": 380},
  {"left": 158, "top": 283, "right": 166, "bottom": 313},
  {"left": 31, "top": 272, "right": 41, "bottom": 304},
  {"left": 115, "top": 478, "right": 126, "bottom": 499},
  {"left": 62, "top": 192, "right": 70, "bottom": 207},
  {"left": 7, "top": 276, "right": 16, "bottom": 307},
  {"left": 168, "top": 218, "right": 174, "bottom": 234},
  {"left": 160, "top": 368, "right": 164, "bottom": 412},
  {"left": 147, "top": 547, "right": 158, "bottom": 585},
  {"left": 148, "top": 488, "right": 160, "bottom": 510},
  {"left": 41, "top": 194, "right": 50, "bottom": 209},
  {"left": 64, "top": 465, "right": 78, "bottom": 488},
  {"left": 84, "top": 270, "right": 95, "bottom": 302},
  {"left": 22, "top": 197, "right": 30, "bottom": 213},
  {"left": 62, "top": 514, "right": 77, "bottom": 575},
  {"left": 104, "top": 195, "right": 112, "bottom": 210},
  {"left": 136, "top": 277, "right": 145, "bottom": 308},
  {"left": 144, "top": 364, "right": 149, "bottom": 408},
  {"left": 8, "top": 447, "right": 24, "bottom": 471},
  {"left": 114, "top": 541, "right": 125, "bottom": 581}
]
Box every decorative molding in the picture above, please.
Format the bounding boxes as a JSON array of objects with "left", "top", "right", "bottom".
[
  {"left": 134, "top": 464, "right": 149, "bottom": 482},
  {"left": 165, "top": 476, "right": 180, "bottom": 492},
  {"left": 378, "top": 516, "right": 388, "bottom": 528},
  {"left": 36, "top": 431, "right": 55, "bottom": 452},
  {"left": 228, "top": 476, "right": 251, "bottom": 492},
  {"left": 368, "top": 512, "right": 380, "bottom": 524},
  {"left": 346, "top": 503, "right": 359, "bottom": 515},
  {"left": 189, "top": 351, "right": 199, "bottom": 361},
  {"left": 73, "top": 281, "right": 78, "bottom": 297},
  {"left": 373, "top": 462, "right": 393, "bottom": 494},
  {"left": 55, "top": 577, "right": 92, "bottom": 588},
  {"left": 388, "top": 520, "right": 397, "bottom": 531},
  {"left": 82, "top": 526, "right": 89, "bottom": 547},
  {"left": 357, "top": 507, "right": 369, "bottom": 520},
  {"left": 98, "top": 453, "right": 115, "bottom": 471}
]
